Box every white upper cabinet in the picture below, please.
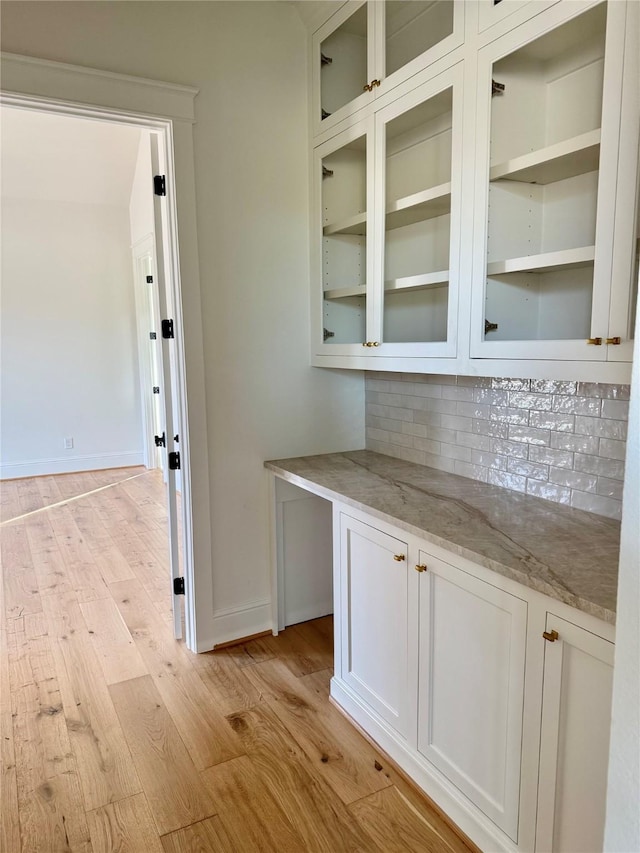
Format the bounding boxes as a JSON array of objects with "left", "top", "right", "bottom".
[
  {"left": 470, "top": 0, "right": 637, "bottom": 363},
  {"left": 313, "top": 0, "right": 463, "bottom": 138},
  {"left": 313, "top": 65, "right": 463, "bottom": 359},
  {"left": 476, "top": 0, "right": 560, "bottom": 35}
]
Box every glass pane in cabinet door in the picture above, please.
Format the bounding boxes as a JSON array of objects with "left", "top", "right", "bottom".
[
  {"left": 386, "top": 1, "right": 454, "bottom": 78},
  {"left": 322, "top": 134, "right": 367, "bottom": 345},
  {"left": 320, "top": 4, "right": 368, "bottom": 122},
  {"left": 383, "top": 89, "right": 452, "bottom": 344},
  {"left": 484, "top": 4, "right": 606, "bottom": 343}
]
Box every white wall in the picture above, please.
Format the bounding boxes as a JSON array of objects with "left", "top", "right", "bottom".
[
  {"left": 129, "top": 131, "right": 154, "bottom": 247},
  {"left": 0, "top": 197, "right": 144, "bottom": 478},
  {"left": 0, "top": 1, "right": 365, "bottom": 643}
]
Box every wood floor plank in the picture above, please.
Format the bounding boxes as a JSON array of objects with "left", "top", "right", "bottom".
[
  {"left": 289, "top": 617, "right": 334, "bottom": 660},
  {"left": 48, "top": 506, "right": 110, "bottom": 602},
  {"left": 79, "top": 598, "right": 148, "bottom": 686},
  {"left": 1, "top": 478, "right": 22, "bottom": 522},
  {"left": 350, "top": 786, "right": 473, "bottom": 853},
  {"left": 192, "top": 648, "right": 266, "bottom": 717},
  {"left": 201, "top": 755, "right": 306, "bottom": 852},
  {"left": 244, "top": 657, "right": 391, "bottom": 805},
  {"left": 225, "top": 704, "right": 375, "bottom": 852},
  {"left": 223, "top": 636, "right": 276, "bottom": 670},
  {"left": 87, "top": 793, "right": 163, "bottom": 853},
  {"left": 259, "top": 624, "right": 330, "bottom": 678},
  {"left": 71, "top": 501, "right": 136, "bottom": 585},
  {"left": 110, "top": 579, "right": 243, "bottom": 770},
  {"left": 42, "top": 591, "right": 141, "bottom": 811},
  {"left": 8, "top": 612, "right": 92, "bottom": 851},
  {"left": 160, "top": 816, "right": 235, "bottom": 853},
  {"left": 0, "top": 599, "right": 21, "bottom": 853},
  {"left": 108, "top": 675, "right": 217, "bottom": 836}
]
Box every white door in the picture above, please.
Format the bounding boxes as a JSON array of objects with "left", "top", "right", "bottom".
[
  {"left": 417, "top": 550, "right": 527, "bottom": 841},
  {"left": 339, "top": 513, "right": 410, "bottom": 737},
  {"left": 535, "top": 614, "right": 614, "bottom": 853},
  {"left": 149, "top": 133, "right": 183, "bottom": 640}
]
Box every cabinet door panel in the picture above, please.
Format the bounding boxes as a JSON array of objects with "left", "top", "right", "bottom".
[
  {"left": 535, "top": 614, "right": 614, "bottom": 853},
  {"left": 418, "top": 552, "right": 527, "bottom": 841},
  {"left": 339, "top": 514, "right": 409, "bottom": 736}
]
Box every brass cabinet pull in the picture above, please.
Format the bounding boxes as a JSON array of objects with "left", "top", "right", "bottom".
[
  {"left": 415, "top": 564, "right": 427, "bottom": 573},
  {"left": 587, "top": 337, "right": 603, "bottom": 345},
  {"left": 606, "top": 337, "right": 622, "bottom": 345},
  {"left": 543, "top": 630, "right": 559, "bottom": 642},
  {"left": 363, "top": 83, "right": 371, "bottom": 92},
  {"left": 371, "top": 79, "right": 381, "bottom": 88},
  {"left": 393, "top": 554, "right": 406, "bottom": 562}
]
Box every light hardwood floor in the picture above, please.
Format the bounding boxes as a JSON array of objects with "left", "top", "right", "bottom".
[{"left": 0, "top": 468, "right": 474, "bottom": 852}]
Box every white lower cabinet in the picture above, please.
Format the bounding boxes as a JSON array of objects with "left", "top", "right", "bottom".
[
  {"left": 338, "top": 513, "right": 411, "bottom": 738},
  {"left": 417, "top": 550, "right": 527, "bottom": 842},
  {"left": 534, "top": 614, "right": 614, "bottom": 853},
  {"left": 331, "top": 506, "right": 615, "bottom": 853}
]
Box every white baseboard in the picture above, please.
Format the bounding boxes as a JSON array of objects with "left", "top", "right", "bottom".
[
  {"left": 330, "top": 677, "right": 517, "bottom": 853},
  {"left": 0, "top": 451, "right": 144, "bottom": 480},
  {"left": 196, "top": 598, "right": 272, "bottom": 652}
]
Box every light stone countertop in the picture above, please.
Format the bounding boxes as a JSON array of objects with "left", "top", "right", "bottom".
[{"left": 265, "top": 450, "right": 620, "bottom": 624}]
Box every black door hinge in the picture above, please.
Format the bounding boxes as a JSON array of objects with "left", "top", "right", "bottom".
[
  {"left": 146, "top": 275, "right": 153, "bottom": 284},
  {"left": 150, "top": 332, "right": 157, "bottom": 340},
  {"left": 154, "top": 175, "right": 166, "bottom": 196},
  {"left": 162, "top": 319, "right": 174, "bottom": 339},
  {"left": 173, "top": 577, "right": 185, "bottom": 596},
  {"left": 154, "top": 432, "right": 166, "bottom": 448},
  {"left": 153, "top": 386, "right": 160, "bottom": 394},
  {"left": 169, "top": 451, "right": 181, "bottom": 470}
]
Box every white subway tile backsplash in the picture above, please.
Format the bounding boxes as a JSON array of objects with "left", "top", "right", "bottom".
[
  {"left": 575, "top": 415, "right": 627, "bottom": 440},
  {"left": 599, "top": 438, "right": 627, "bottom": 460},
  {"left": 508, "top": 425, "right": 551, "bottom": 446},
  {"left": 531, "top": 380, "right": 577, "bottom": 395},
  {"left": 365, "top": 373, "right": 628, "bottom": 520},
  {"left": 529, "top": 411, "right": 575, "bottom": 432},
  {"left": 574, "top": 453, "right": 625, "bottom": 481},
  {"left": 552, "top": 395, "right": 601, "bottom": 415},
  {"left": 509, "top": 391, "right": 553, "bottom": 410},
  {"left": 526, "top": 480, "right": 572, "bottom": 504},
  {"left": 571, "top": 491, "right": 622, "bottom": 521},
  {"left": 507, "top": 459, "right": 549, "bottom": 481},
  {"left": 488, "top": 470, "right": 527, "bottom": 493}
]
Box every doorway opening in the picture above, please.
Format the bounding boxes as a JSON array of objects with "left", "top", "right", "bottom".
[{"left": 0, "top": 98, "right": 195, "bottom": 646}]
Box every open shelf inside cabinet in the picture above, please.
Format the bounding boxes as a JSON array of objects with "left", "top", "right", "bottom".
[
  {"left": 487, "top": 246, "right": 595, "bottom": 276},
  {"left": 323, "top": 212, "right": 367, "bottom": 237},
  {"left": 386, "top": 182, "right": 451, "bottom": 230},
  {"left": 324, "top": 285, "right": 367, "bottom": 300},
  {"left": 490, "top": 130, "right": 601, "bottom": 185},
  {"left": 384, "top": 270, "right": 449, "bottom": 292}
]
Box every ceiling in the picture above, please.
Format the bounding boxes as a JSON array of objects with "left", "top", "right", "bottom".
[{"left": 0, "top": 107, "right": 142, "bottom": 206}]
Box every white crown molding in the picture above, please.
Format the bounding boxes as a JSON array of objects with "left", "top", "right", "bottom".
[{"left": 0, "top": 52, "right": 198, "bottom": 122}]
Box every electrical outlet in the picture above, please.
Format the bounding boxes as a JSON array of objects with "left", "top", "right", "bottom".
[{"left": 64, "top": 437, "right": 74, "bottom": 450}]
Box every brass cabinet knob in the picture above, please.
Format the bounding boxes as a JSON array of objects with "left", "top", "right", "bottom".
[
  {"left": 415, "top": 564, "right": 427, "bottom": 573},
  {"left": 587, "top": 337, "right": 603, "bottom": 345},
  {"left": 362, "top": 341, "right": 379, "bottom": 347},
  {"left": 363, "top": 83, "right": 371, "bottom": 92},
  {"left": 373, "top": 341, "right": 380, "bottom": 347},
  {"left": 393, "top": 554, "right": 406, "bottom": 562},
  {"left": 371, "top": 79, "right": 381, "bottom": 88},
  {"left": 543, "top": 629, "right": 559, "bottom": 642},
  {"left": 606, "top": 337, "right": 622, "bottom": 345}
]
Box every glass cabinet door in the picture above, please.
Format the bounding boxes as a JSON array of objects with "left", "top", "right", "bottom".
[
  {"left": 473, "top": 2, "right": 616, "bottom": 361},
  {"left": 383, "top": 1, "right": 456, "bottom": 80},
  {"left": 374, "top": 67, "right": 462, "bottom": 356},
  {"left": 315, "top": 2, "right": 373, "bottom": 135},
  {"left": 315, "top": 121, "right": 373, "bottom": 351}
]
